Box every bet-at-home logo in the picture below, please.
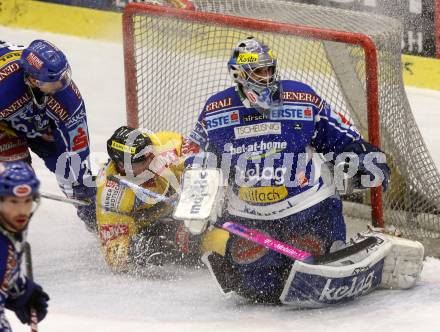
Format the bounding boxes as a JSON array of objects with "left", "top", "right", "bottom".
[{"left": 225, "top": 140, "right": 287, "bottom": 155}]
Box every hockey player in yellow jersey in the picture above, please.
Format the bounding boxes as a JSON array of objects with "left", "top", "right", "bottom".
[{"left": 95, "top": 126, "right": 202, "bottom": 272}]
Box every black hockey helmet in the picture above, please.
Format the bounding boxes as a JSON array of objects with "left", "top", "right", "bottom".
[{"left": 107, "top": 126, "right": 153, "bottom": 164}]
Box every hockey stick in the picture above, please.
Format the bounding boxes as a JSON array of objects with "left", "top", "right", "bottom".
[
  {"left": 222, "top": 221, "right": 313, "bottom": 261},
  {"left": 23, "top": 242, "right": 38, "bottom": 332},
  {"left": 109, "top": 176, "right": 317, "bottom": 260},
  {"left": 107, "top": 175, "right": 177, "bottom": 205},
  {"left": 40, "top": 191, "right": 139, "bottom": 218},
  {"left": 40, "top": 191, "right": 90, "bottom": 206},
  {"left": 107, "top": 176, "right": 378, "bottom": 264},
  {"left": 223, "top": 221, "right": 378, "bottom": 264}
]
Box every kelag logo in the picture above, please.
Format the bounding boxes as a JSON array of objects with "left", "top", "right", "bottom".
[
  {"left": 205, "top": 110, "right": 240, "bottom": 131},
  {"left": 270, "top": 106, "right": 313, "bottom": 121}
]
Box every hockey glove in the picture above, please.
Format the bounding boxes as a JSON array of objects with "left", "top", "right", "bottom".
[
  {"left": 6, "top": 279, "right": 49, "bottom": 324},
  {"left": 355, "top": 156, "right": 390, "bottom": 192},
  {"left": 133, "top": 200, "right": 174, "bottom": 228},
  {"left": 341, "top": 141, "right": 391, "bottom": 192},
  {"left": 72, "top": 184, "right": 97, "bottom": 231},
  {"left": 128, "top": 233, "right": 179, "bottom": 266},
  {"left": 71, "top": 182, "right": 97, "bottom": 201}
]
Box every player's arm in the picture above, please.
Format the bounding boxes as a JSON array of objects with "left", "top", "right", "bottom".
[
  {"left": 312, "top": 101, "right": 390, "bottom": 191},
  {"left": 45, "top": 84, "right": 95, "bottom": 201},
  {"left": 183, "top": 106, "right": 221, "bottom": 170}
]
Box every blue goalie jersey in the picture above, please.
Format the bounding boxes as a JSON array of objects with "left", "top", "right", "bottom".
[
  {"left": 188, "top": 80, "right": 363, "bottom": 220},
  {"left": 0, "top": 42, "right": 92, "bottom": 194}
]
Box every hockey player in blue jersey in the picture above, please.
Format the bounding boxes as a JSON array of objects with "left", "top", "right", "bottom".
[
  {"left": 182, "top": 37, "right": 418, "bottom": 305},
  {"left": 0, "top": 40, "right": 95, "bottom": 230},
  {"left": 0, "top": 161, "right": 49, "bottom": 331}
]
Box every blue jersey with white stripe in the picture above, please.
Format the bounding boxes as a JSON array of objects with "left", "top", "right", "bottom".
[
  {"left": 0, "top": 42, "right": 92, "bottom": 193},
  {"left": 188, "top": 80, "right": 363, "bottom": 220}
]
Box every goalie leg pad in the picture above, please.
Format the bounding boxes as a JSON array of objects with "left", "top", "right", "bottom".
[
  {"left": 378, "top": 234, "right": 424, "bottom": 289},
  {"left": 202, "top": 252, "right": 240, "bottom": 295},
  {"left": 280, "top": 232, "right": 425, "bottom": 307},
  {"left": 280, "top": 237, "right": 389, "bottom": 308}
]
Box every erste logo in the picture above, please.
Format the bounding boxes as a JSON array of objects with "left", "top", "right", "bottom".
[{"left": 205, "top": 110, "right": 240, "bottom": 131}]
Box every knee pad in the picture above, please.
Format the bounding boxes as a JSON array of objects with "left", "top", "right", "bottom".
[{"left": 226, "top": 235, "right": 291, "bottom": 302}]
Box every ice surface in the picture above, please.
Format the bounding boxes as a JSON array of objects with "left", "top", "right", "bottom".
[{"left": 1, "top": 26, "right": 439, "bottom": 332}]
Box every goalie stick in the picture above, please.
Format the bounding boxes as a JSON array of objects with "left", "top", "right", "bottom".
[
  {"left": 23, "top": 242, "right": 38, "bottom": 332},
  {"left": 222, "top": 221, "right": 378, "bottom": 264},
  {"left": 110, "top": 177, "right": 376, "bottom": 264}
]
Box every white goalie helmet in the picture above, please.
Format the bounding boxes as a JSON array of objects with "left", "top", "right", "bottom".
[{"left": 228, "top": 37, "right": 281, "bottom": 111}]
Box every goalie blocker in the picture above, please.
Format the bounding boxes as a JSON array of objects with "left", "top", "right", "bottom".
[
  {"left": 203, "top": 231, "right": 424, "bottom": 307},
  {"left": 173, "top": 168, "right": 224, "bottom": 235}
]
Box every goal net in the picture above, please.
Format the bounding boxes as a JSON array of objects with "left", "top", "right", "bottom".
[{"left": 123, "top": 0, "right": 440, "bottom": 256}]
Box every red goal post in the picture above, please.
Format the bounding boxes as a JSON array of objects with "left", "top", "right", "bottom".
[{"left": 122, "top": 2, "right": 383, "bottom": 226}]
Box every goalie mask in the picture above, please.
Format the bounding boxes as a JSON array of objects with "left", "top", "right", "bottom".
[{"left": 228, "top": 37, "right": 281, "bottom": 111}]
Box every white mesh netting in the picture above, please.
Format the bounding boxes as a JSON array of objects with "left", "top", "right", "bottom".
[{"left": 124, "top": 0, "right": 440, "bottom": 256}]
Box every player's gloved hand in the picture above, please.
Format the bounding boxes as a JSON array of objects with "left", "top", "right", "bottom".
[
  {"left": 133, "top": 200, "right": 174, "bottom": 228},
  {"left": 341, "top": 141, "right": 390, "bottom": 192},
  {"left": 72, "top": 184, "right": 97, "bottom": 231},
  {"left": 6, "top": 280, "right": 49, "bottom": 324},
  {"left": 353, "top": 155, "right": 391, "bottom": 192},
  {"left": 128, "top": 233, "right": 179, "bottom": 266},
  {"left": 71, "top": 182, "right": 96, "bottom": 201}
]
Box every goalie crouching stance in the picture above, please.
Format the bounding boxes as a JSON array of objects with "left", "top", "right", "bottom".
[
  {"left": 95, "top": 126, "right": 202, "bottom": 273},
  {"left": 189, "top": 37, "right": 424, "bottom": 306}
]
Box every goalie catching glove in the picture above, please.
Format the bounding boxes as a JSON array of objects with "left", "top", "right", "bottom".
[{"left": 336, "top": 141, "right": 391, "bottom": 193}]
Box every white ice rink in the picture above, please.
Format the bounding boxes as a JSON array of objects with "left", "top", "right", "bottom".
[{"left": 1, "top": 26, "right": 439, "bottom": 332}]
